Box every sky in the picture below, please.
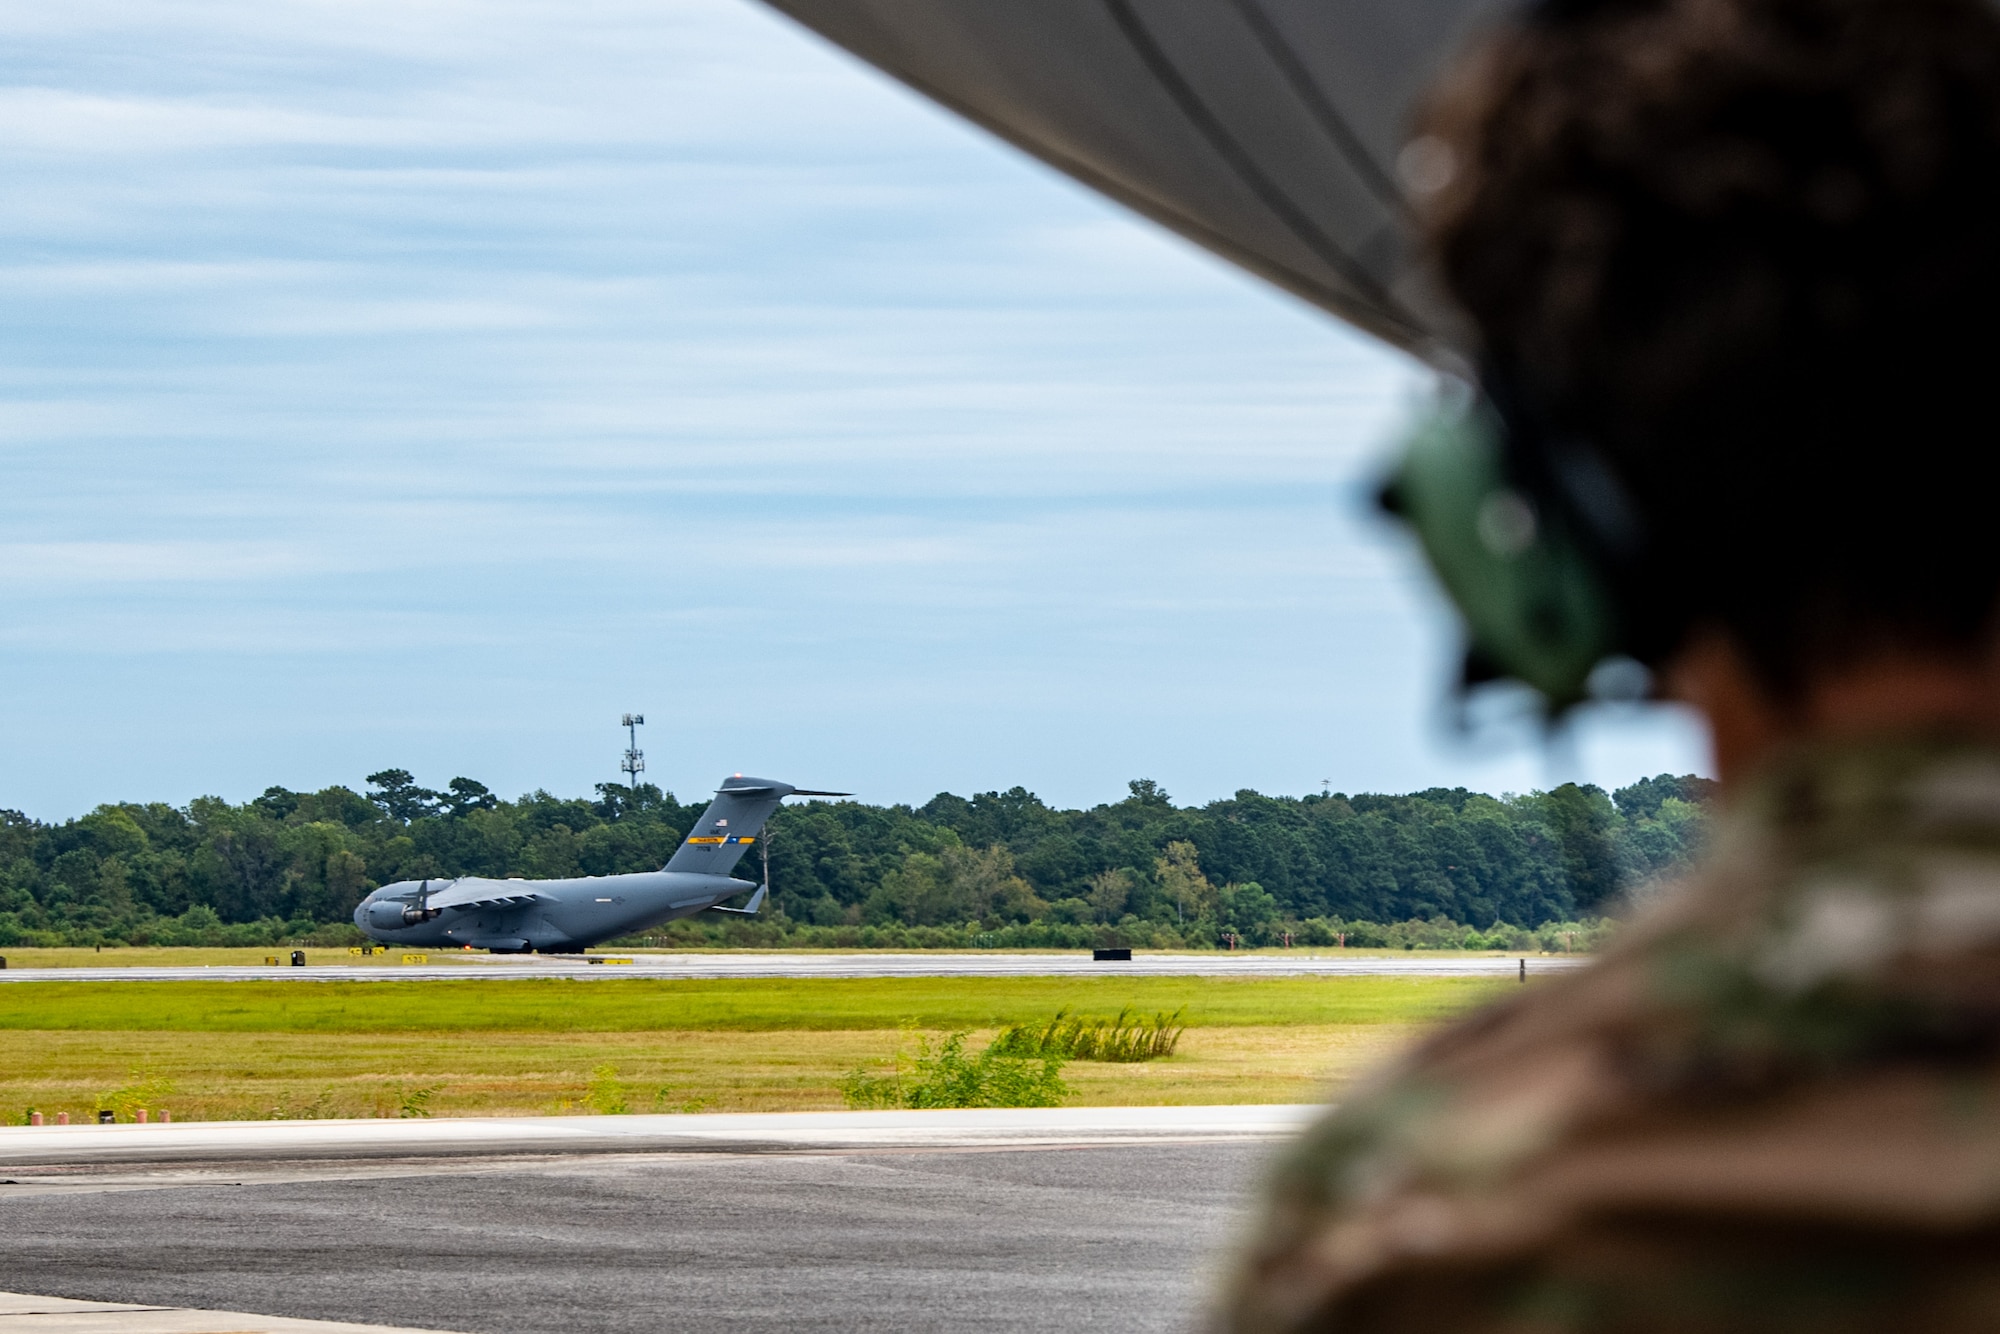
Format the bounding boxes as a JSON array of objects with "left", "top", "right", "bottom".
[{"left": 0, "top": 0, "right": 1709, "bottom": 821}]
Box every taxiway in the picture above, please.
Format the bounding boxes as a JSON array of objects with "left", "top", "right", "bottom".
[
  {"left": 0, "top": 1107, "right": 1302, "bottom": 1333},
  {"left": 0, "top": 951, "right": 1581, "bottom": 983}
]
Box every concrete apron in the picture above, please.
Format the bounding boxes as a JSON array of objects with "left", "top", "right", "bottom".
[
  {"left": 0, "top": 1104, "right": 1320, "bottom": 1168},
  {"left": 0, "top": 1291, "right": 463, "bottom": 1334}
]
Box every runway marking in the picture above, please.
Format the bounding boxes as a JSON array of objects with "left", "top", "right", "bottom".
[
  {"left": 0, "top": 1105, "right": 1318, "bottom": 1169},
  {"left": 0, "top": 1290, "right": 464, "bottom": 1334}
]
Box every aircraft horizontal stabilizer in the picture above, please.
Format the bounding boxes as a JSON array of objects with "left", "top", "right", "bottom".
[{"left": 706, "top": 884, "right": 768, "bottom": 917}]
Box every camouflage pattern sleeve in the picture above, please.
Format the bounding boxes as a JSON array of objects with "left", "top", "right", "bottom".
[{"left": 1216, "top": 739, "right": 2000, "bottom": 1333}]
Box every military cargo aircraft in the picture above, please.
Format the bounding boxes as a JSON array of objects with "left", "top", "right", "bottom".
[{"left": 352, "top": 776, "right": 845, "bottom": 953}]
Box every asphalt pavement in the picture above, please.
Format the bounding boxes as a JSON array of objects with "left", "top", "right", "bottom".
[
  {"left": 0, "top": 951, "right": 1580, "bottom": 983},
  {"left": 0, "top": 1131, "right": 1284, "bottom": 1333}
]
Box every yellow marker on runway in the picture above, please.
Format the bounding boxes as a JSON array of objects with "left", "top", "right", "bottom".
[{"left": 402, "top": 954, "right": 427, "bottom": 965}]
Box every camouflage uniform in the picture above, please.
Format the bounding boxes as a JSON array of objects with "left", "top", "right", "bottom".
[{"left": 1221, "top": 738, "right": 2000, "bottom": 1332}]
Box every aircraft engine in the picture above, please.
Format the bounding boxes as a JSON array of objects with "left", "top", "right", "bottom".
[
  {"left": 366, "top": 900, "right": 438, "bottom": 929},
  {"left": 364, "top": 877, "right": 446, "bottom": 930},
  {"left": 365, "top": 901, "right": 407, "bottom": 930}
]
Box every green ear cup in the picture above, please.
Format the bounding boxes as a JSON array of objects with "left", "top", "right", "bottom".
[{"left": 1382, "top": 398, "right": 1620, "bottom": 709}]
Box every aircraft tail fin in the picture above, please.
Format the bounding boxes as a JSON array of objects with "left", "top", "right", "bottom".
[{"left": 664, "top": 777, "right": 851, "bottom": 877}]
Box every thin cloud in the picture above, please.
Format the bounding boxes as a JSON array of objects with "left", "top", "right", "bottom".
[{"left": 0, "top": 0, "right": 1703, "bottom": 818}]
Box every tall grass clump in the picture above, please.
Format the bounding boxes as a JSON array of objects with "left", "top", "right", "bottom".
[
  {"left": 586, "top": 1063, "right": 629, "bottom": 1115},
  {"left": 98, "top": 1069, "right": 176, "bottom": 1122},
  {"left": 839, "top": 1024, "right": 1066, "bottom": 1110},
  {"left": 394, "top": 1081, "right": 443, "bottom": 1118},
  {"left": 990, "top": 1008, "right": 1186, "bottom": 1063}
]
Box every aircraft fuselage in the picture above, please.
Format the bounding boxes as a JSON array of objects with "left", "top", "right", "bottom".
[
  {"left": 351, "top": 774, "right": 830, "bottom": 953},
  {"left": 354, "top": 870, "right": 758, "bottom": 953}
]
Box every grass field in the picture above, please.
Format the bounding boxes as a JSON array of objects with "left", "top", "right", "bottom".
[
  {"left": 0, "top": 948, "right": 440, "bottom": 969},
  {"left": 0, "top": 976, "right": 1510, "bottom": 1123},
  {"left": 0, "top": 976, "right": 1504, "bottom": 1030}
]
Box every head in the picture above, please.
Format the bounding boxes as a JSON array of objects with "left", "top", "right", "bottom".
[{"left": 1407, "top": 0, "right": 2000, "bottom": 771}]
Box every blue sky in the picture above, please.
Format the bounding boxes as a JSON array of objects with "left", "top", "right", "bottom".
[{"left": 0, "top": 0, "right": 1708, "bottom": 820}]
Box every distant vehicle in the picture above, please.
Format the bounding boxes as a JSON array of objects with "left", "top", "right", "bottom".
[{"left": 352, "top": 776, "right": 844, "bottom": 953}]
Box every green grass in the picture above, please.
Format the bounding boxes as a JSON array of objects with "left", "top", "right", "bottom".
[
  {"left": 0, "top": 976, "right": 1517, "bottom": 1120},
  {"left": 0, "top": 1024, "right": 1427, "bottom": 1121},
  {"left": 0, "top": 975, "right": 1506, "bottom": 1034}
]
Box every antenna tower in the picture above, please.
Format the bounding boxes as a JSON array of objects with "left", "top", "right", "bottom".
[{"left": 620, "top": 713, "right": 646, "bottom": 792}]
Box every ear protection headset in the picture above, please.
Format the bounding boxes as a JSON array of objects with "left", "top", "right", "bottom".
[
  {"left": 1367, "top": 0, "right": 1698, "bottom": 712},
  {"left": 1378, "top": 370, "right": 1650, "bottom": 711}
]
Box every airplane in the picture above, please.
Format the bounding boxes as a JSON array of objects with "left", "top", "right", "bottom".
[{"left": 351, "top": 776, "right": 846, "bottom": 954}]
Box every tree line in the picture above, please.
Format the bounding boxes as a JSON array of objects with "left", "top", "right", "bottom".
[{"left": 0, "top": 769, "right": 1714, "bottom": 950}]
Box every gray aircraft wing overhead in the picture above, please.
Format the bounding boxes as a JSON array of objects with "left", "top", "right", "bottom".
[{"left": 755, "top": 0, "right": 1517, "bottom": 360}]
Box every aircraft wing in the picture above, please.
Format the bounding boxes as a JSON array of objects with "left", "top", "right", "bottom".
[
  {"left": 756, "top": 0, "right": 1517, "bottom": 359},
  {"left": 420, "top": 879, "right": 554, "bottom": 914}
]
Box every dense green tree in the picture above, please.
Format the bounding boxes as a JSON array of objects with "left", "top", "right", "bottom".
[
  {"left": 1613, "top": 773, "right": 1720, "bottom": 822},
  {"left": 365, "top": 769, "right": 439, "bottom": 823},
  {"left": 0, "top": 770, "right": 1715, "bottom": 948},
  {"left": 444, "top": 778, "right": 498, "bottom": 817}
]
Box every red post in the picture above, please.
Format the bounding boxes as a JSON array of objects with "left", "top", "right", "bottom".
[
  {"left": 161, "top": 1110, "right": 171, "bottom": 1124},
  {"left": 29, "top": 1112, "right": 42, "bottom": 1126},
  {"left": 56, "top": 1112, "right": 69, "bottom": 1125},
  {"left": 136, "top": 1109, "right": 148, "bottom": 1124}
]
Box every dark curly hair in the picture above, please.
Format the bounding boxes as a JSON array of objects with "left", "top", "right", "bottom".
[{"left": 1415, "top": 0, "right": 2000, "bottom": 695}]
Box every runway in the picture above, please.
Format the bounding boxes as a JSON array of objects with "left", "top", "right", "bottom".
[
  {"left": 0, "top": 951, "right": 1582, "bottom": 983},
  {"left": 0, "top": 1107, "right": 1302, "bottom": 1333}
]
